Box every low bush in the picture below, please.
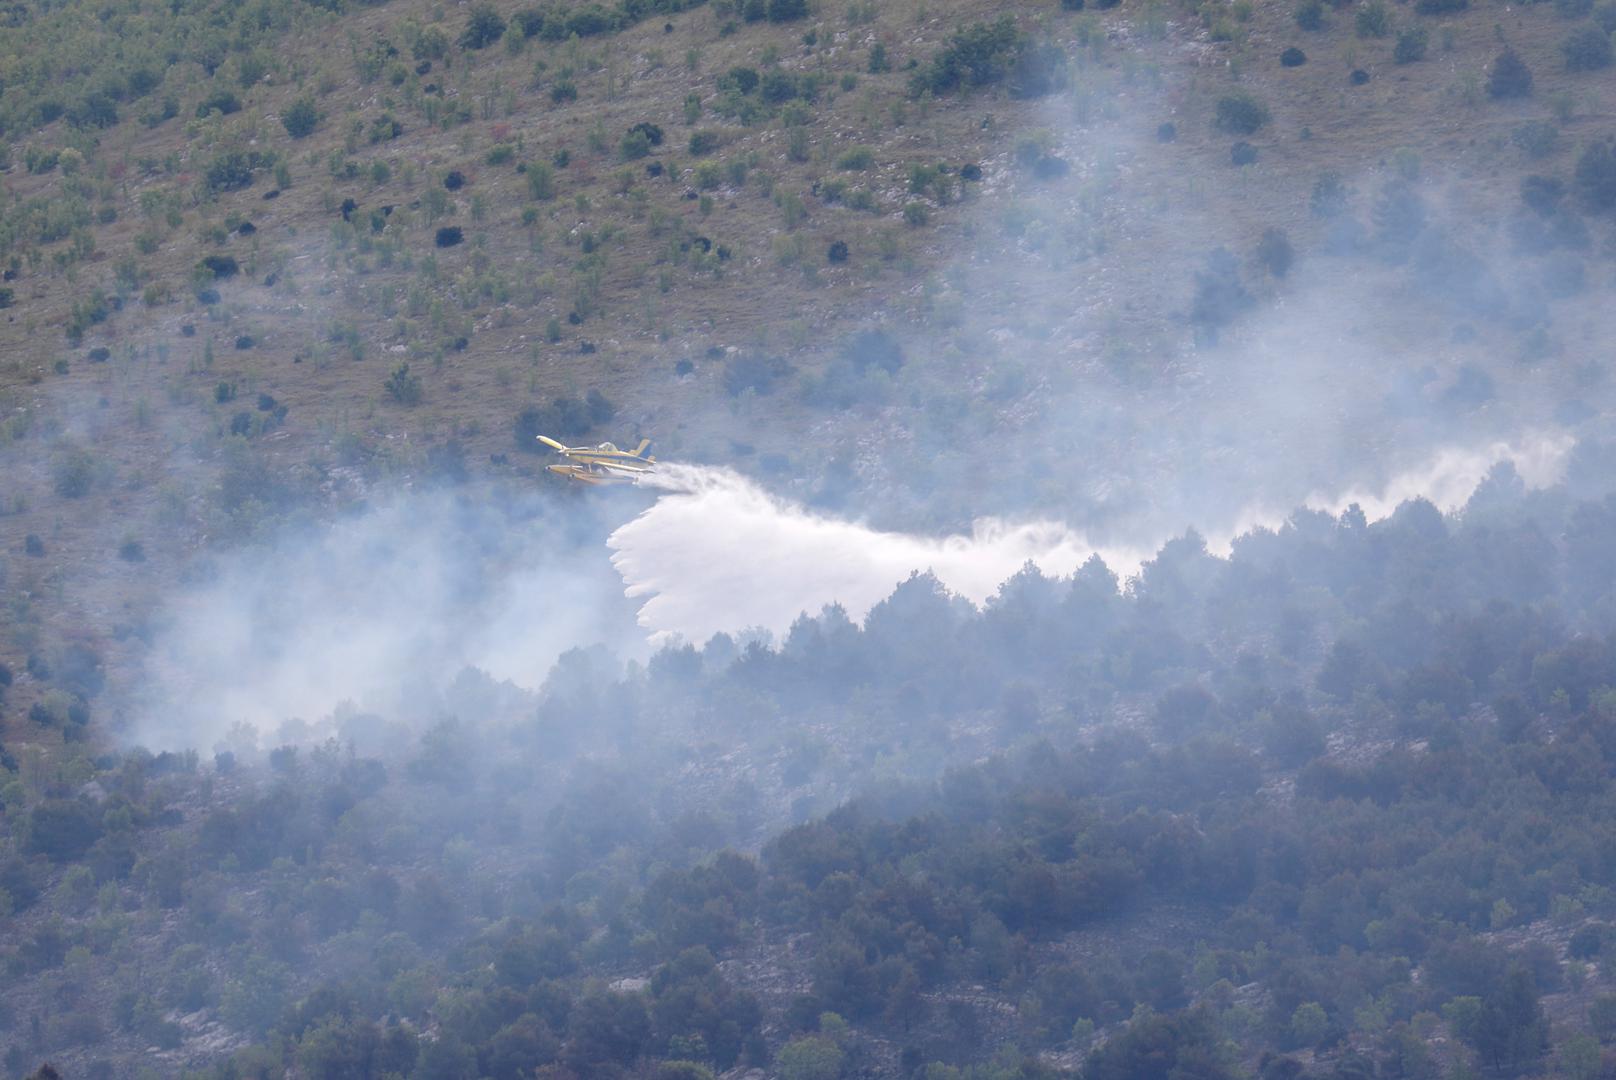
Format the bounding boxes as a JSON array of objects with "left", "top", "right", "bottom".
[
  {"left": 282, "top": 98, "right": 318, "bottom": 138},
  {"left": 1214, "top": 93, "right": 1270, "bottom": 134},
  {"left": 199, "top": 255, "right": 239, "bottom": 280},
  {"left": 1562, "top": 26, "right": 1613, "bottom": 70},
  {"left": 1355, "top": 1, "right": 1391, "bottom": 38},
  {"left": 1575, "top": 139, "right": 1616, "bottom": 211},
  {"left": 1257, "top": 228, "right": 1295, "bottom": 277},
  {"left": 196, "top": 91, "right": 241, "bottom": 119},
  {"left": 205, "top": 151, "right": 271, "bottom": 193},
  {"left": 460, "top": 5, "right": 507, "bottom": 49},
  {"left": 1512, "top": 120, "right": 1558, "bottom": 159},
  {"left": 722, "top": 353, "right": 793, "bottom": 396},
  {"left": 1488, "top": 49, "right": 1533, "bottom": 98},
  {"left": 621, "top": 129, "right": 653, "bottom": 160},
  {"left": 910, "top": 17, "right": 1024, "bottom": 96},
  {"left": 385, "top": 364, "right": 422, "bottom": 406},
  {"left": 841, "top": 329, "right": 904, "bottom": 374},
  {"left": 1394, "top": 27, "right": 1428, "bottom": 62}
]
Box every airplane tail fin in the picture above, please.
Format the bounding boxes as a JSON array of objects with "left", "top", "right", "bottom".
[{"left": 633, "top": 438, "right": 651, "bottom": 458}]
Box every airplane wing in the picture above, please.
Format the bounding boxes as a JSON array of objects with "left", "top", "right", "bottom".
[{"left": 538, "top": 434, "right": 655, "bottom": 483}]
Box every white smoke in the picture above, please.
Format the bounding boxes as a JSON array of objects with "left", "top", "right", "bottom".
[
  {"left": 124, "top": 433, "right": 1575, "bottom": 751},
  {"left": 1215, "top": 430, "right": 1576, "bottom": 551},
  {"left": 609, "top": 463, "right": 1146, "bottom": 644},
  {"left": 609, "top": 433, "right": 1575, "bottom": 643},
  {"left": 126, "top": 493, "right": 638, "bottom": 752}
]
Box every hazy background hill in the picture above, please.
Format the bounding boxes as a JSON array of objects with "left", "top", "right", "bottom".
[
  {"left": 5, "top": 0, "right": 1616, "bottom": 1075},
  {"left": 2, "top": 0, "right": 1615, "bottom": 731}
]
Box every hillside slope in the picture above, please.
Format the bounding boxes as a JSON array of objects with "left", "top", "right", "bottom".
[{"left": 2, "top": 0, "right": 1616, "bottom": 741}]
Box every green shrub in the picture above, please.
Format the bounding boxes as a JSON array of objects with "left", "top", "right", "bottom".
[
  {"left": 1355, "top": 1, "right": 1391, "bottom": 38},
  {"left": 196, "top": 91, "right": 241, "bottom": 119},
  {"left": 24, "top": 800, "right": 103, "bottom": 861},
  {"left": 719, "top": 66, "right": 760, "bottom": 94},
  {"left": 902, "top": 202, "right": 930, "bottom": 226},
  {"left": 910, "top": 17, "right": 1025, "bottom": 96},
  {"left": 413, "top": 25, "right": 449, "bottom": 59},
  {"left": 1562, "top": 26, "right": 1613, "bottom": 70},
  {"left": 205, "top": 151, "right": 270, "bottom": 193},
  {"left": 1592, "top": 994, "right": 1616, "bottom": 1040},
  {"left": 1214, "top": 93, "right": 1270, "bottom": 134},
  {"left": 1512, "top": 120, "right": 1559, "bottom": 159},
  {"left": 1394, "top": 26, "right": 1428, "bottom": 62},
  {"left": 759, "top": 72, "right": 798, "bottom": 105},
  {"left": 527, "top": 162, "right": 557, "bottom": 200},
  {"left": 52, "top": 448, "right": 95, "bottom": 498},
  {"left": 199, "top": 255, "right": 239, "bottom": 280},
  {"left": 460, "top": 5, "right": 507, "bottom": 49},
  {"left": 722, "top": 353, "right": 793, "bottom": 396},
  {"left": 1413, "top": 0, "right": 1466, "bottom": 12},
  {"left": 689, "top": 130, "right": 721, "bottom": 155},
  {"left": 368, "top": 115, "right": 403, "bottom": 143},
  {"left": 1487, "top": 48, "right": 1533, "bottom": 98},
  {"left": 1295, "top": 0, "right": 1326, "bottom": 27},
  {"left": 385, "top": 364, "right": 422, "bottom": 405},
  {"left": 775, "top": 1036, "right": 843, "bottom": 1080},
  {"left": 1189, "top": 247, "right": 1252, "bottom": 343},
  {"left": 1575, "top": 139, "right": 1616, "bottom": 211},
  {"left": 1256, "top": 228, "right": 1294, "bottom": 277},
  {"left": 486, "top": 143, "right": 516, "bottom": 166},
  {"left": 693, "top": 162, "right": 722, "bottom": 189},
  {"left": 621, "top": 129, "right": 653, "bottom": 160},
  {"left": 282, "top": 98, "right": 318, "bottom": 138}
]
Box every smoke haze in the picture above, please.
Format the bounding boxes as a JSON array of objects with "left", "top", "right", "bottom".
[
  {"left": 125, "top": 491, "right": 642, "bottom": 752},
  {"left": 609, "top": 431, "right": 1573, "bottom": 643}
]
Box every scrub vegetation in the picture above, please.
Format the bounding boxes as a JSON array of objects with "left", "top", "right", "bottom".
[
  {"left": 8, "top": 463, "right": 1616, "bottom": 1077},
  {"left": 4, "top": 0, "right": 1616, "bottom": 1074}
]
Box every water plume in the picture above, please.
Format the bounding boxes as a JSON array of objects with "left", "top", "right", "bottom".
[
  {"left": 610, "top": 433, "right": 1574, "bottom": 643},
  {"left": 609, "top": 464, "right": 1146, "bottom": 644}
]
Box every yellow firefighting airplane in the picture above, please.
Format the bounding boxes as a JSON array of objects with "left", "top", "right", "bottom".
[{"left": 537, "top": 435, "right": 656, "bottom": 484}]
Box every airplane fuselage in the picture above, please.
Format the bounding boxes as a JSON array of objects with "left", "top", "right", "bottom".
[{"left": 539, "top": 435, "right": 655, "bottom": 483}]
